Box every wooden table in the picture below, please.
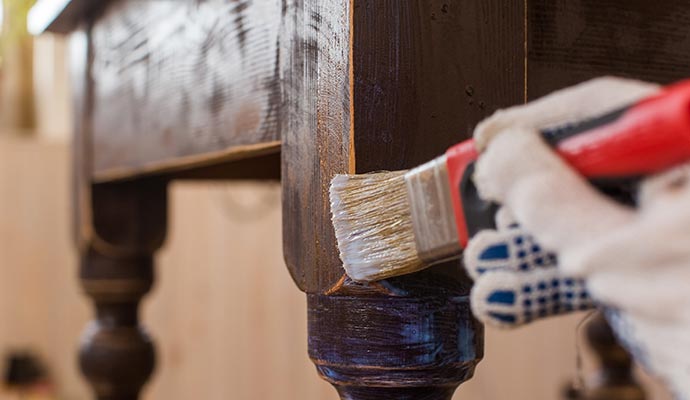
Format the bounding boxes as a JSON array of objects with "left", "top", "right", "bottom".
[{"left": 28, "top": 0, "right": 690, "bottom": 399}]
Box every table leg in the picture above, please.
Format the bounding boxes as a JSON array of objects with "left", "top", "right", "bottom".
[
  {"left": 307, "top": 269, "right": 482, "bottom": 400},
  {"left": 75, "top": 180, "right": 167, "bottom": 400},
  {"left": 281, "top": 1, "right": 497, "bottom": 397},
  {"left": 585, "top": 314, "right": 645, "bottom": 400},
  {"left": 79, "top": 247, "right": 155, "bottom": 400},
  {"left": 565, "top": 313, "right": 645, "bottom": 400}
]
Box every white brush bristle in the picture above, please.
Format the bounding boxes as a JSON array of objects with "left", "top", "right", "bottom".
[{"left": 329, "top": 171, "right": 426, "bottom": 282}]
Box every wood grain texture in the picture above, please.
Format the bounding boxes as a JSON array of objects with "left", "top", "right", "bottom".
[
  {"left": 352, "top": 0, "right": 525, "bottom": 173},
  {"left": 282, "top": 0, "right": 525, "bottom": 292},
  {"left": 527, "top": 0, "right": 690, "bottom": 98},
  {"left": 282, "top": 1, "right": 526, "bottom": 398},
  {"left": 89, "top": 0, "right": 282, "bottom": 178},
  {"left": 281, "top": 0, "right": 352, "bottom": 292}
]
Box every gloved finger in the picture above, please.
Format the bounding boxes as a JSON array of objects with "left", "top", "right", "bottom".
[
  {"left": 463, "top": 227, "right": 556, "bottom": 281},
  {"left": 473, "top": 77, "right": 660, "bottom": 151},
  {"left": 470, "top": 268, "right": 593, "bottom": 329},
  {"left": 474, "top": 125, "right": 635, "bottom": 251},
  {"left": 473, "top": 126, "right": 568, "bottom": 203}
]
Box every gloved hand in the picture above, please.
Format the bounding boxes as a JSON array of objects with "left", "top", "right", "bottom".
[{"left": 469, "top": 76, "right": 690, "bottom": 399}]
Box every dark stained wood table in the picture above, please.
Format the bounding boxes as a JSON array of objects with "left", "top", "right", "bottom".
[{"left": 28, "top": 0, "right": 690, "bottom": 399}]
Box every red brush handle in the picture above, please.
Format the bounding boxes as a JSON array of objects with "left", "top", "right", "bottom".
[
  {"left": 446, "top": 79, "right": 690, "bottom": 247},
  {"left": 558, "top": 79, "right": 690, "bottom": 176}
]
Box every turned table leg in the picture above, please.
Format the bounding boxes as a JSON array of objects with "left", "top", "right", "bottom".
[
  {"left": 584, "top": 314, "right": 645, "bottom": 400},
  {"left": 79, "top": 247, "right": 155, "bottom": 400},
  {"left": 75, "top": 180, "right": 167, "bottom": 399},
  {"left": 566, "top": 313, "right": 645, "bottom": 400},
  {"left": 307, "top": 268, "right": 482, "bottom": 400}
]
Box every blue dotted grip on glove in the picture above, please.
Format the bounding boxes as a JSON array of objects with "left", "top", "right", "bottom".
[{"left": 465, "top": 227, "right": 594, "bottom": 328}]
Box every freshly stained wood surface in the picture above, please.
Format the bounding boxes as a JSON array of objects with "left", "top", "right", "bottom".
[
  {"left": 282, "top": 0, "right": 524, "bottom": 294},
  {"left": 352, "top": 1, "right": 524, "bottom": 173},
  {"left": 281, "top": 0, "right": 351, "bottom": 292},
  {"left": 90, "top": 0, "right": 282, "bottom": 178}
]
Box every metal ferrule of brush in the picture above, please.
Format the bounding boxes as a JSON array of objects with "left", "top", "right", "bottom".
[{"left": 404, "top": 155, "right": 462, "bottom": 265}]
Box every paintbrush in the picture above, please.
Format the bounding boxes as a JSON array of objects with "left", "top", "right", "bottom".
[{"left": 330, "top": 80, "right": 690, "bottom": 282}]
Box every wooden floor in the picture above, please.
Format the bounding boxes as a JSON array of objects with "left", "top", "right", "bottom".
[{"left": 0, "top": 137, "right": 670, "bottom": 399}]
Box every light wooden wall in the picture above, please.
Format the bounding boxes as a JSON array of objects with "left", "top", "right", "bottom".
[
  {"left": 0, "top": 137, "right": 88, "bottom": 398},
  {"left": 0, "top": 138, "right": 670, "bottom": 400}
]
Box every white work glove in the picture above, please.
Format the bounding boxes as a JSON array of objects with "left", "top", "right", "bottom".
[{"left": 468, "top": 77, "right": 690, "bottom": 399}]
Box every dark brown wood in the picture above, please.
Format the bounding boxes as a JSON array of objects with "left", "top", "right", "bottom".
[
  {"left": 281, "top": 0, "right": 352, "bottom": 293},
  {"left": 336, "top": 387, "right": 457, "bottom": 400},
  {"left": 79, "top": 178, "right": 167, "bottom": 400},
  {"left": 88, "top": 0, "right": 282, "bottom": 179},
  {"left": 352, "top": 0, "right": 525, "bottom": 173},
  {"left": 170, "top": 150, "right": 280, "bottom": 182},
  {"left": 565, "top": 314, "right": 645, "bottom": 400},
  {"left": 79, "top": 247, "right": 155, "bottom": 400},
  {"left": 93, "top": 142, "right": 281, "bottom": 183},
  {"left": 307, "top": 275, "right": 481, "bottom": 400},
  {"left": 527, "top": 0, "right": 690, "bottom": 96}
]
